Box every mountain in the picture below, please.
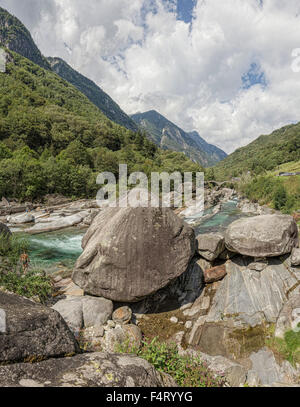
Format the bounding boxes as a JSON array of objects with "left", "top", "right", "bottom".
[
  {"left": 214, "top": 122, "right": 300, "bottom": 179},
  {"left": 131, "top": 110, "right": 227, "bottom": 167},
  {"left": 0, "top": 6, "right": 136, "bottom": 132},
  {"left": 47, "top": 57, "right": 138, "bottom": 132},
  {"left": 0, "top": 7, "right": 50, "bottom": 70}
]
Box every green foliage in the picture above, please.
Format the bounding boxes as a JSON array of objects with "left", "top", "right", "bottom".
[
  {"left": 214, "top": 123, "right": 300, "bottom": 180},
  {"left": 0, "top": 232, "right": 52, "bottom": 302},
  {"left": 116, "top": 337, "right": 225, "bottom": 387},
  {"left": 267, "top": 329, "right": 300, "bottom": 367},
  {"left": 239, "top": 175, "right": 299, "bottom": 214},
  {"left": 0, "top": 269, "right": 53, "bottom": 303},
  {"left": 0, "top": 49, "right": 202, "bottom": 201}
]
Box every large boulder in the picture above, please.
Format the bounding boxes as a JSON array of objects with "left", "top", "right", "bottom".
[
  {"left": 225, "top": 215, "right": 298, "bottom": 257},
  {"left": 72, "top": 206, "right": 196, "bottom": 302},
  {"left": 0, "top": 352, "right": 169, "bottom": 387},
  {"left": 196, "top": 233, "right": 225, "bottom": 261},
  {"left": 0, "top": 291, "right": 79, "bottom": 363}
]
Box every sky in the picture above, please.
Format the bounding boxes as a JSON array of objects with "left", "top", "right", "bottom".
[{"left": 1, "top": 0, "right": 300, "bottom": 153}]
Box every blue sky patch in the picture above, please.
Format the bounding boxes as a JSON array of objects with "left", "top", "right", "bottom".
[
  {"left": 176, "top": 0, "right": 196, "bottom": 23},
  {"left": 242, "top": 63, "right": 267, "bottom": 89}
]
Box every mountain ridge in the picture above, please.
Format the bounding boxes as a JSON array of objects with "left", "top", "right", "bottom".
[
  {"left": 0, "top": 6, "right": 137, "bottom": 132},
  {"left": 131, "top": 110, "right": 227, "bottom": 167}
]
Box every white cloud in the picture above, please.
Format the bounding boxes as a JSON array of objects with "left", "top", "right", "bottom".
[{"left": 1, "top": 0, "right": 300, "bottom": 153}]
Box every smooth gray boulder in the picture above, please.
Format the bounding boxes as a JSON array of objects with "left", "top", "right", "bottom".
[
  {"left": 291, "top": 248, "right": 300, "bottom": 266},
  {"left": 196, "top": 233, "right": 225, "bottom": 261},
  {"left": 52, "top": 296, "right": 113, "bottom": 335},
  {"left": 225, "top": 215, "right": 298, "bottom": 257},
  {"left": 0, "top": 352, "right": 167, "bottom": 387},
  {"left": 0, "top": 291, "right": 79, "bottom": 363},
  {"left": 72, "top": 205, "right": 196, "bottom": 302}
]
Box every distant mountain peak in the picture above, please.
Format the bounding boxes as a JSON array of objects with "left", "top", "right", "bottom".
[
  {"left": 131, "top": 110, "right": 227, "bottom": 167},
  {"left": 0, "top": 7, "right": 50, "bottom": 70}
]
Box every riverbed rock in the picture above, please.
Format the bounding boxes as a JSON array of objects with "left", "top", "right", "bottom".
[
  {"left": 27, "top": 212, "right": 89, "bottom": 234},
  {"left": 52, "top": 296, "right": 113, "bottom": 335},
  {"left": 0, "top": 352, "right": 166, "bottom": 387},
  {"left": 0, "top": 291, "right": 79, "bottom": 363},
  {"left": 249, "top": 348, "right": 299, "bottom": 386},
  {"left": 291, "top": 248, "right": 300, "bottom": 266},
  {"left": 72, "top": 204, "right": 196, "bottom": 302},
  {"left": 225, "top": 215, "right": 298, "bottom": 257},
  {"left": 188, "top": 256, "right": 300, "bottom": 359},
  {"left": 7, "top": 213, "right": 35, "bottom": 224},
  {"left": 196, "top": 233, "right": 225, "bottom": 261}
]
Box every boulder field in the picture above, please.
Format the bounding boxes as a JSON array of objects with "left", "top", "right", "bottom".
[{"left": 0, "top": 205, "right": 299, "bottom": 387}]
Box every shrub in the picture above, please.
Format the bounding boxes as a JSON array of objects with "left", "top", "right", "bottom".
[
  {"left": 0, "top": 233, "right": 52, "bottom": 302},
  {"left": 116, "top": 337, "right": 225, "bottom": 387}
]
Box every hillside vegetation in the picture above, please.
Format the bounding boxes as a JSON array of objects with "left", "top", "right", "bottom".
[
  {"left": 214, "top": 123, "right": 300, "bottom": 180},
  {"left": 0, "top": 49, "right": 201, "bottom": 201},
  {"left": 48, "top": 57, "right": 138, "bottom": 132}
]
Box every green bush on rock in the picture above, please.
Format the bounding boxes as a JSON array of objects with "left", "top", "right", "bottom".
[{"left": 116, "top": 337, "right": 225, "bottom": 387}]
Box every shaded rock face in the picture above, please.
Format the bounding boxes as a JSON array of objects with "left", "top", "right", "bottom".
[
  {"left": 188, "top": 256, "right": 300, "bottom": 360},
  {"left": 0, "top": 352, "right": 166, "bottom": 387},
  {"left": 225, "top": 215, "right": 298, "bottom": 257},
  {"left": 0, "top": 292, "right": 79, "bottom": 363},
  {"left": 72, "top": 206, "right": 196, "bottom": 302},
  {"left": 196, "top": 233, "right": 225, "bottom": 261}
]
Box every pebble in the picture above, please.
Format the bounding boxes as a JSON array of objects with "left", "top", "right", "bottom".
[{"left": 170, "top": 317, "right": 178, "bottom": 324}]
